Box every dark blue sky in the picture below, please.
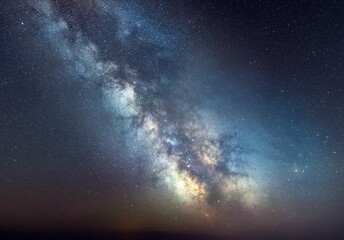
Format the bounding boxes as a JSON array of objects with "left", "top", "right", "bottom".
[{"left": 0, "top": 0, "right": 343, "bottom": 238}]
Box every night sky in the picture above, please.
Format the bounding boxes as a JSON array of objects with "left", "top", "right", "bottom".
[{"left": 1, "top": 0, "right": 344, "bottom": 239}]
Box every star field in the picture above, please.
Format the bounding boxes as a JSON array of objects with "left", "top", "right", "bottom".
[{"left": 0, "top": 0, "right": 344, "bottom": 238}]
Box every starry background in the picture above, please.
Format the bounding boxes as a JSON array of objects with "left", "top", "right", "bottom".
[{"left": 0, "top": 0, "right": 344, "bottom": 238}]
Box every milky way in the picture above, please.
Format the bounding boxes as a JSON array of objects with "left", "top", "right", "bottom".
[
  {"left": 31, "top": 0, "right": 264, "bottom": 216},
  {"left": 1, "top": 0, "right": 343, "bottom": 237}
]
